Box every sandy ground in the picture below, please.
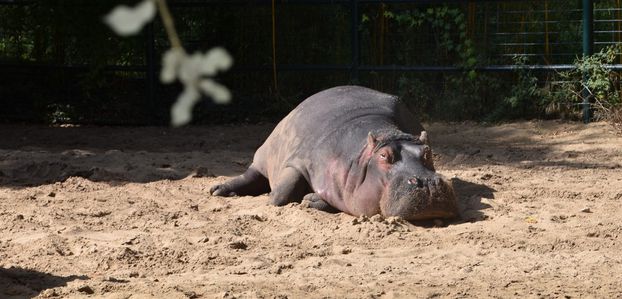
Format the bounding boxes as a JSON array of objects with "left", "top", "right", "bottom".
[{"left": 1, "top": 120, "right": 622, "bottom": 298}]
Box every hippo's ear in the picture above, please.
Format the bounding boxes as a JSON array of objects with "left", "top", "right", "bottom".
[
  {"left": 419, "top": 131, "right": 429, "bottom": 145},
  {"left": 367, "top": 132, "right": 378, "bottom": 149}
]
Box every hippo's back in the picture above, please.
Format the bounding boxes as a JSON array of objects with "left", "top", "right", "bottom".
[{"left": 291, "top": 86, "right": 398, "bottom": 131}]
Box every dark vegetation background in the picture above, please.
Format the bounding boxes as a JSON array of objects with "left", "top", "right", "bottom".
[{"left": 1, "top": 0, "right": 621, "bottom": 125}]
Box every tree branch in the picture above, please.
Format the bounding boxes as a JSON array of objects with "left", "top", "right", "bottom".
[{"left": 155, "top": 0, "right": 183, "bottom": 50}]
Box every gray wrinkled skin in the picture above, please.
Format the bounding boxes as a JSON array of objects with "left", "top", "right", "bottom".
[{"left": 210, "top": 86, "right": 458, "bottom": 221}]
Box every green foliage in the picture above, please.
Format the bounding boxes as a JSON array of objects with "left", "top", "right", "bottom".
[
  {"left": 375, "top": 5, "right": 477, "bottom": 70},
  {"left": 396, "top": 71, "right": 507, "bottom": 122},
  {"left": 376, "top": 5, "right": 501, "bottom": 120},
  {"left": 578, "top": 47, "right": 620, "bottom": 107},
  {"left": 0, "top": 1, "right": 141, "bottom": 65},
  {"left": 486, "top": 55, "right": 541, "bottom": 121},
  {"left": 46, "top": 104, "right": 75, "bottom": 124},
  {"left": 543, "top": 45, "right": 622, "bottom": 121},
  {"left": 396, "top": 76, "right": 432, "bottom": 120}
]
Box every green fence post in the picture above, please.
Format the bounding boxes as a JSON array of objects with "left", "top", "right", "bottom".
[{"left": 582, "top": 0, "right": 593, "bottom": 124}]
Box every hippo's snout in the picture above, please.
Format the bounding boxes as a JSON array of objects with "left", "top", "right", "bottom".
[
  {"left": 383, "top": 174, "right": 459, "bottom": 221},
  {"left": 413, "top": 175, "right": 458, "bottom": 220}
]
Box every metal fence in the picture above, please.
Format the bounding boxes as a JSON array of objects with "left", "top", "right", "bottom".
[{"left": 0, "top": 0, "right": 620, "bottom": 124}]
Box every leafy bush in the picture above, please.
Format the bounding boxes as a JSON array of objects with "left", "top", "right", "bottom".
[
  {"left": 543, "top": 45, "right": 622, "bottom": 123},
  {"left": 485, "top": 56, "right": 542, "bottom": 121},
  {"left": 378, "top": 5, "right": 508, "bottom": 121}
]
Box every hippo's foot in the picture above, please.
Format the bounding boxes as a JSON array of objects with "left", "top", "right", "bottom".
[
  {"left": 303, "top": 193, "right": 339, "bottom": 213},
  {"left": 209, "top": 184, "right": 237, "bottom": 197},
  {"left": 209, "top": 167, "right": 270, "bottom": 197}
]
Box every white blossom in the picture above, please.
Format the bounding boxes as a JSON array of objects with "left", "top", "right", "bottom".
[
  {"left": 179, "top": 52, "right": 205, "bottom": 85},
  {"left": 170, "top": 86, "right": 200, "bottom": 127},
  {"left": 160, "top": 48, "right": 185, "bottom": 83},
  {"left": 162, "top": 47, "right": 233, "bottom": 126},
  {"left": 201, "top": 47, "right": 234, "bottom": 75},
  {"left": 105, "top": 1, "right": 233, "bottom": 127},
  {"left": 199, "top": 79, "right": 232, "bottom": 104},
  {"left": 104, "top": 0, "right": 156, "bottom": 36}
]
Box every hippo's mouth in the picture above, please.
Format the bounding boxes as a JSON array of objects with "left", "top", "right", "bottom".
[
  {"left": 382, "top": 175, "right": 458, "bottom": 221},
  {"left": 408, "top": 209, "right": 458, "bottom": 221}
]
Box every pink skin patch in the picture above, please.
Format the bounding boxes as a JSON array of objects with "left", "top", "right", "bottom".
[{"left": 317, "top": 140, "right": 392, "bottom": 217}]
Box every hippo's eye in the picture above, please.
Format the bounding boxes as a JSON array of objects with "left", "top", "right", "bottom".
[{"left": 379, "top": 152, "right": 393, "bottom": 163}]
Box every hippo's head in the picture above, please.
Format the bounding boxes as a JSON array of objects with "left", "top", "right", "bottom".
[{"left": 363, "top": 131, "right": 458, "bottom": 221}]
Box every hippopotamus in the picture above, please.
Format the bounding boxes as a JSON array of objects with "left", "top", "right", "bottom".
[{"left": 210, "top": 86, "right": 458, "bottom": 221}]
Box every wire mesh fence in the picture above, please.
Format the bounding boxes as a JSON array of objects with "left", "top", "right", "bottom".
[{"left": 0, "top": 0, "right": 620, "bottom": 124}]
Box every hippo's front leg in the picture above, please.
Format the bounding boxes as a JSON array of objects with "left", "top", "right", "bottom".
[
  {"left": 303, "top": 193, "right": 339, "bottom": 213},
  {"left": 270, "top": 167, "right": 311, "bottom": 206},
  {"left": 210, "top": 166, "right": 270, "bottom": 197}
]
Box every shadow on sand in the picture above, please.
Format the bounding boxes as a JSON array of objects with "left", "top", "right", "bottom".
[
  {"left": 0, "top": 124, "right": 273, "bottom": 188},
  {"left": 451, "top": 177, "right": 496, "bottom": 224},
  {"left": 0, "top": 267, "right": 88, "bottom": 298},
  {"left": 408, "top": 178, "right": 495, "bottom": 227}
]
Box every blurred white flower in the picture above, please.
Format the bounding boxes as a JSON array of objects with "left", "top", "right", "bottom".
[
  {"left": 199, "top": 79, "right": 231, "bottom": 104},
  {"left": 162, "top": 47, "right": 233, "bottom": 126},
  {"left": 104, "top": 0, "right": 156, "bottom": 36},
  {"left": 160, "top": 48, "right": 185, "bottom": 83},
  {"left": 201, "top": 47, "right": 233, "bottom": 75},
  {"left": 105, "top": 1, "right": 233, "bottom": 126},
  {"left": 170, "top": 86, "right": 200, "bottom": 127}
]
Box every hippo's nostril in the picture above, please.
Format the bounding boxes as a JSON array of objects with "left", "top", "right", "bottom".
[{"left": 408, "top": 177, "right": 425, "bottom": 188}]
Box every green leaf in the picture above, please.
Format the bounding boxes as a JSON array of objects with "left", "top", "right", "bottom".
[
  {"left": 466, "top": 57, "right": 477, "bottom": 67},
  {"left": 454, "top": 14, "right": 464, "bottom": 24}
]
